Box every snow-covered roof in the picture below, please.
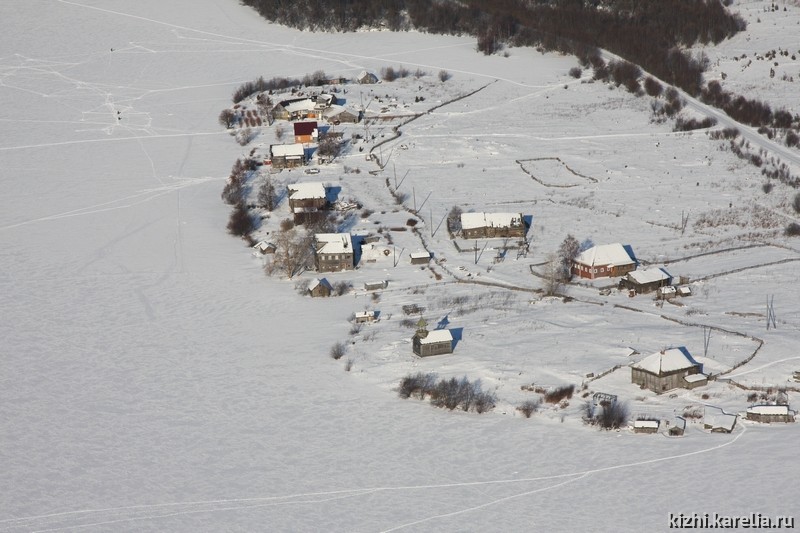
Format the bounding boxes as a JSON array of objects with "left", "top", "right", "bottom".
[
  {"left": 659, "top": 285, "right": 677, "bottom": 295},
  {"left": 271, "top": 143, "right": 305, "bottom": 158},
  {"left": 707, "top": 413, "right": 737, "bottom": 431},
  {"left": 280, "top": 98, "right": 315, "bottom": 113},
  {"left": 747, "top": 405, "right": 792, "bottom": 416},
  {"left": 355, "top": 311, "right": 375, "bottom": 319},
  {"left": 631, "top": 348, "right": 699, "bottom": 375},
  {"left": 315, "top": 233, "right": 353, "bottom": 254},
  {"left": 633, "top": 420, "right": 659, "bottom": 429},
  {"left": 410, "top": 251, "right": 431, "bottom": 259},
  {"left": 627, "top": 268, "right": 670, "bottom": 285},
  {"left": 460, "top": 212, "right": 522, "bottom": 230},
  {"left": 678, "top": 286, "right": 692, "bottom": 295},
  {"left": 419, "top": 329, "right": 453, "bottom": 345},
  {"left": 683, "top": 373, "right": 707, "bottom": 383},
  {"left": 288, "top": 182, "right": 326, "bottom": 200},
  {"left": 323, "top": 105, "right": 357, "bottom": 119},
  {"left": 574, "top": 243, "right": 633, "bottom": 268},
  {"left": 252, "top": 240, "right": 276, "bottom": 252},
  {"left": 308, "top": 278, "right": 331, "bottom": 291}
]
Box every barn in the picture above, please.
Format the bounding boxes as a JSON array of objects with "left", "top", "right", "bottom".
[
  {"left": 459, "top": 212, "right": 526, "bottom": 239},
  {"left": 746, "top": 405, "right": 796, "bottom": 423}
]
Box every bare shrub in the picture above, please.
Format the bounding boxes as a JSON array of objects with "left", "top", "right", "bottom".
[
  {"left": 330, "top": 342, "right": 346, "bottom": 360},
  {"left": 582, "top": 400, "right": 629, "bottom": 429},
  {"left": 568, "top": 66, "right": 582, "bottom": 78},
  {"left": 333, "top": 281, "right": 352, "bottom": 296},
  {"left": 227, "top": 203, "right": 255, "bottom": 238},
  {"left": 792, "top": 193, "right": 800, "bottom": 213},
  {"left": 349, "top": 323, "right": 362, "bottom": 335},
  {"left": 406, "top": 218, "right": 418, "bottom": 227},
  {"left": 517, "top": 398, "right": 541, "bottom": 418},
  {"left": 785, "top": 222, "right": 800, "bottom": 236},
  {"left": 218, "top": 109, "right": 236, "bottom": 128},
  {"left": 544, "top": 384, "right": 575, "bottom": 403},
  {"left": 401, "top": 374, "right": 494, "bottom": 413},
  {"left": 447, "top": 205, "right": 463, "bottom": 233},
  {"left": 381, "top": 66, "right": 397, "bottom": 82},
  {"left": 257, "top": 175, "right": 277, "bottom": 211},
  {"left": 438, "top": 69, "right": 451, "bottom": 82},
  {"left": 674, "top": 117, "right": 717, "bottom": 132},
  {"left": 280, "top": 218, "right": 294, "bottom": 232},
  {"left": 762, "top": 182, "right": 773, "bottom": 194},
  {"left": 643, "top": 77, "right": 663, "bottom": 97},
  {"left": 235, "top": 128, "right": 256, "bottom": 146},
  {"left": 294, "top": 279, "right": 310, "bottom": 295},
  {"left": 344, "top": 359, "right": 354, "bottom": 372}
]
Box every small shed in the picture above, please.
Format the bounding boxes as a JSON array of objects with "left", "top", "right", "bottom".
[
  {"left": 412, "top": 319, "right": 453, "bottom": 357},
  {"left": 633, "top": 419, "right": 660, "bottom": 434},
  {"left": 410, "top": 251, "right": 432, "bottom": 265},
  {"left": 683, "top": 373, "right": 708, "bottom": 390},
  {"left": 354, "top": 310, "right": 377, "bottom": 324},
  {"left": 678, "top": 286, "right": 692, "bottom": 297},
  {"left": 658, "top": 285, "right": 678, "bottom": 299},
  {"left": 746, "top": 405, "right": 795, "bottom": 423},
  {"left": 308, "top": 278, "right": 332, "bottom": 298},
  {"left": 252, "top": 240, "right": 276, "bottom": 255},
  {"left": 364, "top": 280, "right": 388, "bottom": 291}
]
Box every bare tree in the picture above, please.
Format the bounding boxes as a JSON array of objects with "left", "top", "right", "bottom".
[
  {"left": 275, "top": 125, "right": 285, "bottom": 142},
  {"left": 447, "top": 205, "right": 463, "bottom": 233},
  {"left": 542, "top": 253, "right": 563, "bottom": 296},
  {"left": 316, "top": 133, "right": 344, "bottom": 160},
  {"left": 557, "top": 234, "right": 580, "bottom": 281},
  {"left": 257, "top": 174, "right": 277, "bottom": 211},
  {"left": 218, "top": 108, "right": 236, "bottom": 129},
  {"left": 266, "top": 227, "right": 314, "bottom": 278},
  {"left": 227, "top": 202, "right": 255, "bottom": 238}
]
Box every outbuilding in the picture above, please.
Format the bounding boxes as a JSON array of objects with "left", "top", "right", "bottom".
[
  {"left": 631, "top": 347, "right": 705, "bottom": 393},
  {"left": 746, "top": 405, "right": 795, "bottom": 423}
]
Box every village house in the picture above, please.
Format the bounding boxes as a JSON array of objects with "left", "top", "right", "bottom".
[
  {"left": 269, "top": 143, "right": 305, "bottom": 169},
  {"left": 572, "top": 243, "right": 636, "bottom": 279},
  {"left": 412, "top": 318, "right": 453, "bottom": 357},
  {"left": 631, "top": 347, "right": 706, "bottom": 393},
  {"left": 364, "top": 280, "right": 388, "bottom": 291},
  {"left": 271, "top": 98, "right": 316, "bottom": 121},
  {"left": 314, "top": 233, "right": 354, "bottom": 273},
  {"left": 746, "top": 404, "right": 796, "bottom": 423},
  {"left": 287, "top": 182, "right": 327, "bottom": 224},
  {"left": 293, "top": 121, "right": 318, "bottom": 144},
  {"left": 307, "top": 278, "right": 332, "bottom": 298},
  {"left": 704, "top": 407, "right": 738, "bottom": 433},
  {"left": 314, "top": 93, "right": 337, "bottom": 110},
  {"left": 619, "top": 267, "right": 672, "bottom": 294},
  {"left": 323, "top": 106, "right": 360, "bottom": 124},
  {"left": 357, "top": 70, "right": 379, "bottom": 84},
  {"left": 459, "top": 212, "right": 526, "bottom": 239}
]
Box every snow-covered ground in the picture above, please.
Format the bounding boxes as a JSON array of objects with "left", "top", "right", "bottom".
[{"left": 2, "top": 1, "right": 799, "bottom": 531}]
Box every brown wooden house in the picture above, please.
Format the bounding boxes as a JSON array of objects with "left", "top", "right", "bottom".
[
  {"left": 308, "top": 278, "right": 332, "bottom": 297},
  {"left": 314, "top": 233, "right": 354, "bottom": 273},
  {"left": 270, "top": 144, "right": 305, "bottom": 169},
  {"left": 288, "top": 182, "right": 327, "bottom": 225},
  {"left": 460, "top": 212, "right": 526, "bottom": 239},
  {"left": 631, "top": 347, "right": 705, "bottom": 393},
  {"left": 619, "top": 267, "right": 672, "bottom": 294},
  {"left": 412, "top": 319, "right": 453, "bottom": 357}
]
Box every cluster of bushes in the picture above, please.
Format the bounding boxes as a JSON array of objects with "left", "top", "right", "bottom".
[
  {"left": 582, "top": 400, "right": 629, "bottom": 430},
  {"left": 674, "top": 116, "right": 717, "bottom": 132},
  {"left": 544, "top": 384, "right": 574, "bottom": 404},
  {"left": 398, "top": 372, "right": 496, "bottom": 413},
  {"left": 701, "top": 80, "right": 799, "bottom": 132},
  {"left": 231, "top": 75, "right": 311, "bottom": 103},
  {"left": 380, "top": 65, "right": 411, "bottom": 82}
]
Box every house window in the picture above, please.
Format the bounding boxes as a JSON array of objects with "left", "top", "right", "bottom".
[
  {"left": 600, "top": 268, "right": 605, "bottom": 273},
  {"left": 592, "top": 269, "right": 597, "bottom": 274}
]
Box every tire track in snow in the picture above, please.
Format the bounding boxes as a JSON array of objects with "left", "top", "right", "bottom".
[{"left": 2, "top": 426, "right": 747, "bottom": 531}]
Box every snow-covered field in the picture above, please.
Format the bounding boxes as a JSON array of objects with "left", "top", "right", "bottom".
[{"left": 2, "top": 1, "right": 799, "bottom": 531}]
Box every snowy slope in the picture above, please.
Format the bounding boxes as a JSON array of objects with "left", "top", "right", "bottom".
[{"left": 1, "top": 1, "right": 799, "bottom": 531}]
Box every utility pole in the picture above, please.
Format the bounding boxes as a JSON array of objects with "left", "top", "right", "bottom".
[
  {"left": 474, "top": 240, "right": 478, "bottom": 265},
  {"left": 766, "top": 295, "right": 777, "bottom": 330},
  {"left": 703, "top": 327, "right": 711, "bottom": 357}
]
